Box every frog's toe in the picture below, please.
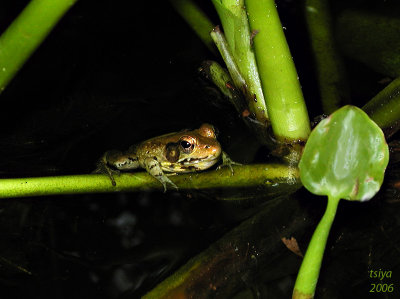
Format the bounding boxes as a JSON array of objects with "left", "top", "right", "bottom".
[
  {"left": 219, "top": 151, "right": 242, "bottom": 175},
  {"left": 93, "top": 163, "right": 119, "bottom": 186},
  {"left": 162, "top": 182, "right": 167, "bottom": 193},
  {"left": 160, "top": 182, "right": 178, "bottom": 193},
  {"left": 104, "top": 170, "right": 118, "bottom": 186},
  {"left": 158, "top": 176, "right": 178, "bottom": 193},
  {"left": 165, "top": 173, "right": 178, "bottom": 177},
  {"left": 109, "top": 175, "right": 117, "bottom": 186},
  {"left": 166, "top": 179, "right": 179, "bottom": 192},
  {"left": 103, "top": 168, "right": 119, "bottom": 186},
  {"left": 229, "top": 161, "right": 242, "bottom": 175},
  {"left": 169, "top": 181, "right": 179, "bottom": 191},
  {"left": 217, "top": 163, "right": 235, "bottom": 175}
]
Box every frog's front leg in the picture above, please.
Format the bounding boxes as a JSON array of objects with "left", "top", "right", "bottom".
[
  {"left": 144, "top": 157, "right": 178, "bottom": 192},
  {"left": 217, "top": 151, "right": 242, "bottom": 175},
  {"left": 94, "top": 150, "right": 140, "bottom": 186}
]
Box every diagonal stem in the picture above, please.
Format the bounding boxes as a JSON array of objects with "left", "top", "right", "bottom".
[{"left": 0, "top": 0, "right": 78, "bottom": 93}]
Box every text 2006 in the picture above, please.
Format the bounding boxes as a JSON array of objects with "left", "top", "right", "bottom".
[{"left": 369, "top": 284, "right": 394, "bottom": 293}]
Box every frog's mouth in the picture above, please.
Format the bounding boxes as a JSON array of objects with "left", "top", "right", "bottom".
[{"left": 172, "top": 155, "right": 220, "bottom": 172}]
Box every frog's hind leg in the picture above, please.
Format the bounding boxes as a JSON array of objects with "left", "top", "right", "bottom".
[
  {"left": 144, "top": 157, "right": 178, "bottom": 192},
  {"left": 94, "top": 150, "right": 139, "bottom": 186},
  {"left": 93, "top": 152, "right": 119, "bottom": 186}
]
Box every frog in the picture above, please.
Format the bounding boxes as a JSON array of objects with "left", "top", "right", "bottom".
[{"left": 94, "top": 123, "right": 239, "bottom": 192}]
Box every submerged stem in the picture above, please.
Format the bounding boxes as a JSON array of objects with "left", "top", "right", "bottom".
[
  {"left": 363, "top": 76, "right": 400, "bottom": 137},
  {"left": 305, "top": 0, "right": 350, "bottom": 114}
]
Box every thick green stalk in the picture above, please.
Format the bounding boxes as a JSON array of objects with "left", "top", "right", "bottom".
[
  {"left": 363, "top": 77, "right": 400, "bottom": 135},
  {"left": 0, "top": 164, "right": 299, "bottom": 198},
  {"left": 305, "top": 0, "right": 350, "bottom": 114},
  {"left": 169, "top": 0, "right": 216, "bottom": 54},
  {"left": 245, "top": 0, "right": 310, "bottom": 141},
  {"left": 0, "top": 0, "right": 78, "bottom": 94},
  {"left": 293, "top": 196, "right": 340, "bottom": 299},
  {"left": 211, "top": 0, "right": 268, "bottom": 122}
]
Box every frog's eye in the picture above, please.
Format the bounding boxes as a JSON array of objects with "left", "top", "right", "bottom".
[
  {"left": 180, "top": 140, "right": 191, "bottom": 148},
  {"left": 179, "top": 136, "right": 195, "bottom": 153}
]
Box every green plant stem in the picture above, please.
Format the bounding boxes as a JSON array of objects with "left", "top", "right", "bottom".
[
  {"left": 304, "top": 0, "right": 349, "bottom": 114},
  {"left": 200, "top": 60, "right": 276, "bottom": 146},
  {"left": 0, "top": 0, "right": 78, "bottom": 94},
  {"left": 245, "top": 0, "right": 310, "bottom": 141},
  {"left": 200, "top": 60, "right": 246, "bottom": 113},
  {"left": 363, "top": 77, "right": 400, "bottom": 136},
  {"left": 210, "top": 27, "right": 248, "bottom": 98},
  {"left": 169, "top": 0, "right": 217, "bottom": 55},
  {"left": 293, "top": 196, "right": 340, "bottom": 299},
  {"left": 211, "top": 0, "right": 268, "bottom": 122},
  {"left": 0, "top": 164, "right": 299, "bottom": 199}
]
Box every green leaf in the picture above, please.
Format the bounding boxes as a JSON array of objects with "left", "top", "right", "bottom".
[
  {"left": 299, "top": 105, "right": 389, "bottom": 201},
  {"left": 294, "top": 105, "right": 390, "bottom": 299}
]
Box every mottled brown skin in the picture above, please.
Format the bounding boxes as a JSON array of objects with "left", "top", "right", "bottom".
[{"left": 96, "top": 124, "right": 222, "bottom": 191}]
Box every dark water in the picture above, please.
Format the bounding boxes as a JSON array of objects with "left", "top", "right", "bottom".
[{"left": 0, "top": 0, "right": 399, "bottom": 298}]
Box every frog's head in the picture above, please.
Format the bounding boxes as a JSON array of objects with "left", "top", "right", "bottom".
[{"left": 164, "top": 124, "right": 222, "bottom": 172}]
